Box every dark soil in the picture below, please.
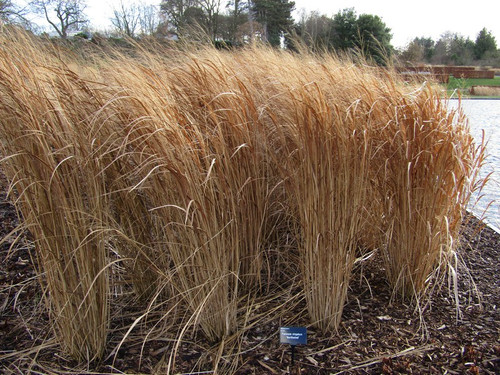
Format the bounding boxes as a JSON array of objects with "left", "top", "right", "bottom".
[{"left": 0, "top": 170, "right": 499, "bottom": 374}]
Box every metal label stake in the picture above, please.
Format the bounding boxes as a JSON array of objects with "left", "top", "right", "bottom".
[{"left": 280, "top": 327, "right": 307, "bottom": 367}]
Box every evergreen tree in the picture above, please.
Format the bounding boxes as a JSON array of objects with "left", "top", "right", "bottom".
[
  {"left": 331, "top": 8, "right": 393, "bottom": 64},
  {"left": 415, "top": 37, "right": 435, "bottom": 62},
  {"left": 474, "top": 28, "right": 497, "bottom": 60},
  {"left": 431, "top": 32, "right": 474, "bottom": 65},
  {"left": 250, "top": 0, "right": 294, "bottom": 47},
  {"left": 449, "top": 34, "right": 474, "bottom": 65},
  {"left": 356, "top": 13, "right": 392, "bottom": 64},
  {"left": 331, "top": 8, "right": 357, "bottom": 50}
]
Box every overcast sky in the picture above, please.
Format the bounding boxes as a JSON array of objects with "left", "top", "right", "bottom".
[{"left": 79, "top": 0, "right": 500, "bottom": 48}]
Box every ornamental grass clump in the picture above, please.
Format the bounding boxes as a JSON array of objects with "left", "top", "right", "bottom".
[
  {"left": 261, "top": 59, "right": 377, "bottom": 333},
  {"left": 369, "top": 93, "right": 485, "bottom": 299},
  {"left": 0, "top": 29, "right": 485, "bottom": 367},
  {"left": 0, "top": 32, "right": 110, "bottom": 362},
  {"left": 96, "top": 52, "right": 282, "bottom": 341},
  {"left": 282, "top": 87, "right": 372, "bottom": 332}
]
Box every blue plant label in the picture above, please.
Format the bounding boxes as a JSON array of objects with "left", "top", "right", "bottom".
[{"left": 280, "top": 326, "right": 307, "bottom": 345}]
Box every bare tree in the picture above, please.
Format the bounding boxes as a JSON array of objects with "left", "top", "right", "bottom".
[
  {"left": 110, "top": 0, "right": 140, "bottom": 37},
  {"left": 296, "top": 10, "right": 334, "bottom": 51},
  {"left": 226, "top": 0, "right": 247, "bottom": 42},
  {"left": 138, "top": 3, "right": 162, "bottom": 36},
  {"left": 1, "top": 0, "right": 25, "bottom": 23},
  {"left": 0, "top": 0, "right": 13, "bottom": 20},
  {"left": 160, "top": 0, "right": 225, "bottom": 39},
  {"left": 32, "top": 0, "right": 87, "bottom": 38},
  {"left": 199, "top": 0, "right": 221, "bottom": 39},
  {"left": 1, "top": 0, "right": 36, "bottom": 30}
]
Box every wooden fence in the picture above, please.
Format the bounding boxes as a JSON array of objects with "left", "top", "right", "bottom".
[{"left": 397, "top": 65, "right": 496, "bottom": 81}]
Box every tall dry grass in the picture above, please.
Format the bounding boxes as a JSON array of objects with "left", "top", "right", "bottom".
[
  {"left": 367, "top": 93, "right": 484, "bottom": 299},
  {"left": 0, "top": 31, "right": 110, "bottom": 361},
  {"left": 470, "top": 85, "right": 500, "bottom": 96},
  {"left": 0, "top": 29, "right": 485, "bottom": 367},
  {"left": 94, "top": 53, "right": 283, "bottom": 341}
]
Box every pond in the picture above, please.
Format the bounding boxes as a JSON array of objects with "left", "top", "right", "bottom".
[{"left": 448, "top": 99, "right": 500, "bottom": 233}]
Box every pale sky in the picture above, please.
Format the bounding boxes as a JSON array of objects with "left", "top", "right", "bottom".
[{"left": 74, "top": 0, "right": 500, "bottom": 48}]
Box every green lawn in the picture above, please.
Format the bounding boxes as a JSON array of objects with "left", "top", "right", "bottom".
[
  {"left": 445, "top": 76, "right": 500, "bottom": 98},
  {"left": 447, "top": 76, "right": 500, "bottom": 90}
]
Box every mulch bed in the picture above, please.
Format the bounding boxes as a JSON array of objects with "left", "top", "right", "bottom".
[{"left": 0, "top": 171, "right": 499, "bottom": 374}]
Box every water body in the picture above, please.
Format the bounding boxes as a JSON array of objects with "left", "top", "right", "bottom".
[{"left": 448, "top": 99, "right": 500, "bottom": 233}]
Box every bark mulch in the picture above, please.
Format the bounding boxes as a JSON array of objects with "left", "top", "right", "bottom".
[{"left": 0, "top": 173, "right": 499, "bottom": 374}]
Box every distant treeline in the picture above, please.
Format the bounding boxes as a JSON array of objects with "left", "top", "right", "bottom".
[
  {"left": 1, "top": 0, "right": 498, "bottom": 66},
  {"left": 398, "top": 30, "right": 499, "bottom": 67}
]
